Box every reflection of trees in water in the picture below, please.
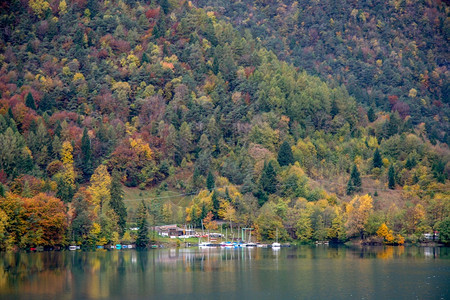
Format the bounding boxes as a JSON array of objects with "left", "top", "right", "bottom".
[{"left": 0, "top": 246, "right": 448, "bottom": 297}]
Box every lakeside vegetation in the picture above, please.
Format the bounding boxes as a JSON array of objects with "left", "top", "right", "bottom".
[{"left": 0, "top": 0, "right": 448, "bottom": 251}]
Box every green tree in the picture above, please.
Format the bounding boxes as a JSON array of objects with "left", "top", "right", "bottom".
[
  {"left": 206, "top": 171, "right": 215, "bottom": 191},
  {"left": 367, "top": 107, "right": 376, "bottom": 122},
  {"left": 373, "top": 148, "right": 382, "bottom": 169},
  {"left": 388, "top": 165, "right": 395, "bottom": 189},
  {"left": 347, "top": 164, "right": 361, "bottom": 195},
  {"left": 110, "top": 171, "right": 127, "bottom": 236},
  {"left": 80, "top": 128, "right": 93, "bottom": 180},
  {"left": 260, "top": 161, "right": 277, "bottom": 194},
  {"left": 277, "top": 141, "right": 294, "bottom": 167},
  {"left": 436, "top": 217, "right": 450, "bottom": 244},
  {"left": 25, "top": 92, "right": 36, "bottom": 110},
  {"left": 135, "top": 201, "right": 149, "bottom": 248},
  {"left": 211, "top": 191, "right": 219, "bottom": 218},
  {"left": 159, "top": 0, "right": 169, "bottom": 14}
]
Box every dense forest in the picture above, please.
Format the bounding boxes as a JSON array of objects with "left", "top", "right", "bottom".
[
  {"left": 197, "top": 0, "right": 450, "bottom": 144},
  {"left": 0, "top": 0, "right": 448, "bottom": 250}
]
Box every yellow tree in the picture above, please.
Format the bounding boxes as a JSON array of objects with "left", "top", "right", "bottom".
[
  {"left": 219, "top": 201, "right": 236, "bottom": 230},
  {"left": 345, "top": 194, "right": 373, "bottom": 239},
  {"left": 376, "top": 223, "right": 395, "bottom": 244},
  {"left": 56, "top": 141, "right": 76, "bottom": 202},
  {"left": 88, "top": 165, "right": 112, "bottom": 216},
  {"left": 58, "top": 0, "right": 67, "bottom": 15},
  {"left": 29, "top": 0, "right": 50, "bottom": 18}
]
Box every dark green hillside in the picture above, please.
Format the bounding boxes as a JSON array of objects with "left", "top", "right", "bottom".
[{"left": 0, "top": 0, "right": 448, "bottom": 249}]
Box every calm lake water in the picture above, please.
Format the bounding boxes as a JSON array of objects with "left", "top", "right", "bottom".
[{"left": 0, "top": 246, "right": 448, "bottom": 299}]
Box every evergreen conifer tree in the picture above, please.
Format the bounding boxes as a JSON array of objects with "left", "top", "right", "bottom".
[
  {"left": 136, "top": 201, "right": 149, "bottom": 248},
  {"left": 110, "top": 171, "right": 127, "bottom": 235},
  {"left": 206, "top": 171, "right": 215, "bottom": 191},
  {"left": 388, "top": 165, "right": 396, "bottom": 189},
  {"left": 212, "top": 191, "right": 219, "bottom": 218},
  {"left": 330, "top": 99, "right": 339, "bottom": 117},
  {"left": 373, "top": 148, "right": 382, "bottom": 169},
  {"left": 347, "top": 164, "right": 362, "bottom": 195},
  {"left": 277, "top": 141, "right": 294, "bottom": 167},
  {"left": 260, "top": 161, "right": 277, "bottom": 194},
  {"left": 25, "top": 92, "right": 36, "bottom": 110},
  {"left": 81, "top": 127, "right": 93, "bottom": 180},
  {"left": 368, "top": 107, "right": 376, "bottom": 122}
]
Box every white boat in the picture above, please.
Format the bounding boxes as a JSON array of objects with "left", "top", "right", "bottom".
[
  {"left": 272, "top": 228, "right": 281, "bottom": 248},
  {"left": 69, "top": 245, "right": 77, "bottom": 251}
]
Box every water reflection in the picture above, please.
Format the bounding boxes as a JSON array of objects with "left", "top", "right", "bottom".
[{"left": 0, "top": 246, "right": 448, "bottom": 299}]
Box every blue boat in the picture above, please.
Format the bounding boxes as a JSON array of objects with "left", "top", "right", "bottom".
[{"left": 116, "top": 244, "right": 122, "bottom": 250}]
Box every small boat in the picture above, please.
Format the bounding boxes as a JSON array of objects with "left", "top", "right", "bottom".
[
  {"left": 272, "top": 229, "right": 281, "bottom": 248},
  {"left": 122, "top": 245, "right": 128, "bottom": 249},
  {"left": 233, "top": 242, "right": 247, "bottom": 248},
  {"left": 97, "top": 245, "right": 104, "bottom": 249},
  {"left": 110, "top": 245, "right": 115, "bottom": 249},
  {"left": 69, "top": 245, "right": 77, "bottom": 251},
  {"left": 127, "top": 244, "right": 133, "bottom": 249},
  {"left": 116, "top": 244, "right": 122, "bottom": 250},
  {"left": 246, "top": 242, "right": 257, "bottom": 247}
]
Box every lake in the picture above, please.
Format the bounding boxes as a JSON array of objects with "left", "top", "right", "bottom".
[{"left": 0, "top": 246, "right": 448, "bottom": 299}]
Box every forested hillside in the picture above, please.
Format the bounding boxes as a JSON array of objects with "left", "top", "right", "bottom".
[
  {"left": 197, "top": 0, "right": 450, "bottom": 144},
  {"left": 0, "top": 0, "right": 448, "bottom": 250}
]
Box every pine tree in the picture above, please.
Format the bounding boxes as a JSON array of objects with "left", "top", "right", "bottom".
[
  {"left": 388, "top": 165, "right": 396, "bottom": 189},
  {"left": 351, "top": 164, "right": 362, "bottom": 189},
  {"left": 153, "top": 15, "right": 166, "bottom": 39},
  {"left": 346, "top": 177, "right": 354, "bottom": 195},
  {"left": 260, "top": 161, "right": 277, "bottom": 194},
  {"left": 38, "top": 93, "right": 54, "bottom": 113},
  {"left": 142, "top": 52, "right": 150, "bottom": 64},
  {"left": 277, "top": 141, "right": 294, "bottom": 167},
  {"left": 206, "top": 171, "right": 215, "bottom": 191},
  {"left": 347, "top": 164, "right": 362, "bottom": 195},
  {"left": 135, "top": 201, "right": 149, "bottom": 248},
  {"left": 212, "top": 191, "right": 219, "bottom": 218},
  {"left": 330, "top": 99, "right": 339, "bottom": 117},
  {"left": 81, "top": 127, "right": 93, "bottom": 180},
  {"left": 368, "top": 107, "right": 376, "bottom": 122},
  {"left": 110, "top": 171, "right": 127, "bottom": 236},
  {"left": 159, "top": 0, "right": 169, "bottom": 14},
  {"left": 372, "top": 148, "right": 382, "bottom": 169},
  {"left": 25, "top": 92, "right": 36, "bottom": 110}
]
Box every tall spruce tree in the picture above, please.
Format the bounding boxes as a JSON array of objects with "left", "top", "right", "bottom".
[
  {"left": 277, "top": 141, "right": 294, "bottom": 167},
  {"left": 206, "top": 171, "right": 215, "bottom": 191},
  {"left": 347, "top": 164, "right": 362, "bottom": 195},
  {"left": 110, "top": 171, "right": 127, "bottom": 235},
  {"left": 212, "top": 191, "right": 219, "bottom": 218},
  {"left": 25, "top": 92, "right": 36, "bottom": 110},
  {"left": 388, "top": 165, "right": 396, "bottom": 189},
  {"left": 367, "top": 107, "right": 376, "bottom": 122},
  {"left": 80, "top": 128, "right": 93, "bottom": 180},
  {"left": 136, "top": 201, "right": 149, "bottom": 248},
  {"left": 373, "top": 148, "right": 382, "bottom": 169},
  {"left": 260, "top": 161, "right": 277, "bottom": 194}
]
